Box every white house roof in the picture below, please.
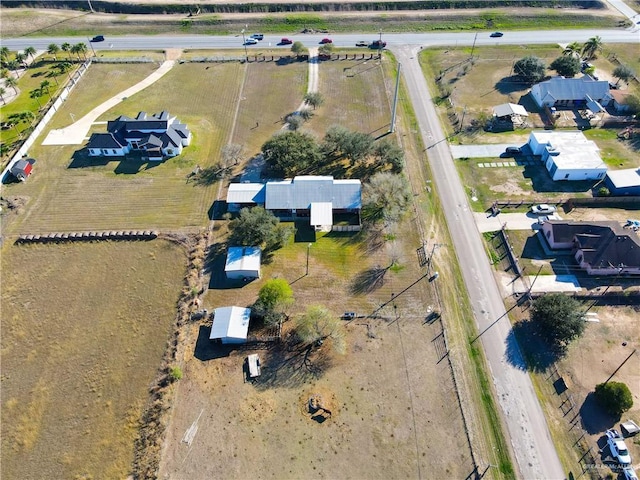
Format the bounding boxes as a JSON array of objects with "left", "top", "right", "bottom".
[
  {"left": 607, "top": 168, "right": 640, "bottom": 188},
  {"left": 310, "top": 202, "right": 333, "bottom": 226},
  {"left": 493, "top": 103, "right": 529, "bottom": 117},
  {"left": 210, "top": 306, "right": 251, "bottom": 341},
  {"left": 225, "top": 246, "right": 262, "bottom": 273},
  {"left": 265, "top": 176, "right": 361, "bottom": 210},
  {"left": 226, "top": 183, "right": 266, "bottom": 204},
  {"left": 531, "top": 76, "right": 611, "bottom": 103},
  {"left": 531, "top": 131, "right": 605, "bottom": 171}
]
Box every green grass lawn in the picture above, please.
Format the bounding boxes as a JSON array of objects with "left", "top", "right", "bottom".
[
  {"left": 2, "top": 61, "right": 308, "bottom": 234},
  {"left": 582, "top": 128, "right": 640, "bottom": 169}
]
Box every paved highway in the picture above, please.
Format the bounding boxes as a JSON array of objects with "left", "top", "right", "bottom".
[
  {"left": 394, "top": 44, "right": 565, "bottom": 479},
  {"left": 1, "top": 29, "right": 639, "bottom": 51}
]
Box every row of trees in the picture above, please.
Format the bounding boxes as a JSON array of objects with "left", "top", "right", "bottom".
[
  {"left": 262, "top": 128, "right": 405, "bottom": 178},
  {"left": 514, "top": 35, "right": 636, "bottom": 87}
]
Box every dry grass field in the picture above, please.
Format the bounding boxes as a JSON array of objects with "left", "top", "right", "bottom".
[
  {"left": 313, "top": 58, "right": 391, "bottom": 138},
  {"left": 0, "top": 240, "right": 186, "bottom": 480},
  {"left": 1, "top": 60, "right": 307, "bottom": 235},
  {"left": 160, "top": 226, "right": 476, "bottom": 479}
]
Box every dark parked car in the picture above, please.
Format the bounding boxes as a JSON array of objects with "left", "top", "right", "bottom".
[
  {"left": 91, "top": 35, "right": 105, "bottom": 42},
  {"left": 280, "top": 38, "right": 293, "bottom": 45},
  {"left": 490, "top": 32, "right": 504, "bottom": 38},
  {"left": 505, "top": 146, "right": 521, "bottom": 155}
]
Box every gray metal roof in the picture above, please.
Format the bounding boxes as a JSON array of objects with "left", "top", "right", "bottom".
[
  {"left": 532, "top": 76, "right": 611, "bottom": 103},
  {"left": 265, "top": 176, "right": 361, "bottom": 210},
  {"left": 226, "top": 183, "right": 266, "bottom": 204}
]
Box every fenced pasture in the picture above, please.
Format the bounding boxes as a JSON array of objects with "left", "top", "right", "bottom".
[
  {"left": 163, "top": 224, "right": 476, "bottom": 479},
  {"left": 2, "top": 60, "right": 307, "bottom": 234},
  {"left": 0, "top": 240, "right": 186, "bottom": 480},
  {"left": 314, "top": 57, "right": 392, "bottom": 138}
]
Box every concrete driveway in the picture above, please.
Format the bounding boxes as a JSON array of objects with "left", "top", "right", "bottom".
[
  {"left": 450, "top": 143, "right": 521, "bottom": 159},
  {"left": 474, "top": 212, "right": 563, "bottom": 233}
]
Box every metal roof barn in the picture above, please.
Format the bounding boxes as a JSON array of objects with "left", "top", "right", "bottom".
[
  {"left": 210, "top": 306, "right": 251, "bottom": 344},
  {"left": 224, "top": 247, "right": 262, "bottom": 280}
]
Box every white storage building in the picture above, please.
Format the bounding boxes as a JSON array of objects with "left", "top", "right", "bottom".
[
  {"left": 225, "top": 246, "right": 262, "bottom": 280},
  {"left": 527, "top": 131, "right": 607, "bottom": 181},
  {"left": 209, "top": 306, "right": 251, "bottom": 344}
]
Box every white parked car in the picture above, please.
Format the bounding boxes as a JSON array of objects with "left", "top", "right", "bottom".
[
  {"left": 606, "top": 429, "right": 632, "bottom": 466},
  {"left": 623, "top": 466, "right": 639, "bottom": 480},
  {"left": 530, "top": 204, "right": 557, "bottom": 215}
]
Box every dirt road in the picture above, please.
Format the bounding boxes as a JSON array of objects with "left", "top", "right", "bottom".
[{"left": 393, "top": 44, "right": 566, "bottom": 479}]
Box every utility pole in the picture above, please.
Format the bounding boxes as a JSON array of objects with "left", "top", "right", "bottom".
[
  {"left": 426, "top": 243, "right": 444, "bottom": 277},
  {"left": 241, "top": 28, "right": 248, "bottom": 62},
  {"left": 458, "top": 105, "right": 467, "bottom": 133},
  {"left": 306, "top": 243, "right": 311, "bottom": 276},
  {"left": 87, "top": 0, "right": 94, "bottom": 12},
  {"left": 469, "top": 32, "right": 478, "bottom": 59},
  {"left": 87, "top": 38, "right": 96, "bottom": 57},
  {"left": 390, "top": 62, "right": 401, "bottom": 133},
  {"left": 603, "top": 349, "right": 637, "bottom": 385}
]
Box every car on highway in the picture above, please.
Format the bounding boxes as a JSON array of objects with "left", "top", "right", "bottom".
[
  {"left": 355, "top": 40, "right": 368, "bottom": 47},
  {"left": 251, "top": 33, "right": 264, "bottom": 40},
  {"left": 369, "top": 40, "right": 387, "bottom": 49},
  {"left": 91, "top": 35, "right": 105, "bottom": 42},
  {"left": 623, "top": 467, "right": 639, "bottom": 480},
  {"left": 244, "top": 38, "right": 258, "bottom": 45},
  {"left": 606, "top": 429, "right": 632, "bottom": 466},
  {"left": 320, "top": 38, "right": 333, "bottom": 44},
  {"left": 530, "top": 204, "right": 557, "bottom": 215},
  {"left": 280, "top": 38, "right": 293, "bottom": 45},
  {"left": 490, "top": 32, "right": 504, "bottom": 38}
]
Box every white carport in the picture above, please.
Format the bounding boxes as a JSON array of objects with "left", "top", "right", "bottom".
[
  {"left": 210, "top": 306, "right": 251, "bottom": 344},
  {"left": 310, "top": 202, "right": 333, "bottom": 231}
]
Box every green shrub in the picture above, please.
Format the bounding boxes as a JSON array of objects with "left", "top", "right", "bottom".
[
  {"left": 594, "top": 381, "right": 633, "bottom": 417},
  {"left": 169, "top": 366, "right": 183, "bottom": 382},
  {"left": 597, "top": 187, "right": 610, "bottom": 197}
]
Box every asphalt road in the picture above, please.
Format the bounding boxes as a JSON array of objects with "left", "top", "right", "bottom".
[
  {"left": 393, "top": 45, "right": 565, "bottom": 479},
  {"left": 1, "top": 29, "right": 639, "bottom": 51}
]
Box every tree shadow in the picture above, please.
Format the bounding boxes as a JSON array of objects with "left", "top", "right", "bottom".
[
  {"left": 350, "top": 265, "right": 389, "bottom": 295},
  {"left": 507, "top": 319, "right": 563, "bottom": 372},
  {"left": 494, "top": 75, "right": 530, "bottom": 96},
  {"left": 579, "top": 392, "right": 618, "bottom": 435},
  {"left": 253, "top": 337, "right": 331, "bottom": 390},
  {"left": 193, "top": 325, "right": 234, "bottom": 361},
  {"left": 191, "top": 165, "right": 228, "bottom": 186}
]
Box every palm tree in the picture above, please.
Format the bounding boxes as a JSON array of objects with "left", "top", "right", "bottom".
[
  {"left": 0, "top": 68, "right": 8, "bottom": 79},
  {"left": 562, "top": 42, "right": 582, "bottom": 59},
  {"left": 57, "top": 61, "right": 74, "bottom": 82},
  {"left": 5, "top": 76, "right": 18, "bottom": 94},
  {"left": 47, "top": 43, "right": 60, "bottom": 61},
  {"left": 14, "top": 52, "right": 27, "bottom": 69},
  {"left": 0, "top": 87, "right": 6, "bottom": 104},
  {"left": 30, "top": 88, "right": 43, "bottom": 108},
  {"left": 70, "top": 44, "right": 81, "bottom": 61},
  {"left": 582, "top": 36, "right": 603, "bottom": 61},
  {"left": 0, "top": 46, "right": 10, "bottom": 63},
  {"left": 61, "top": 42, "right": 72, "bottom": 60},
  {"left": 6, "top": 60, "right": 20, "bottom": 75},
  {"left": 75, "top": 42, "right": 88, "bottom": 60},
  {"left": 40, "top": 80, "right": 51, "bottom": 99},
  {"left": 24, "top": 46, "right": 37, "bottom": 63}
]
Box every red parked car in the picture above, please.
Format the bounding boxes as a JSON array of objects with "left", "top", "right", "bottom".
[
  {"left": 280, "top": 38, "right": 293, "bottom": 45},
  {"left": 320, "top": 38, "right": 332, "bottom": 44}
]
